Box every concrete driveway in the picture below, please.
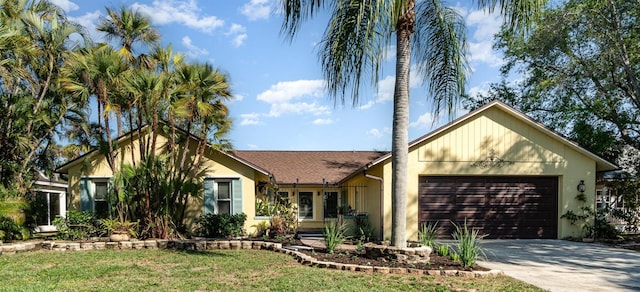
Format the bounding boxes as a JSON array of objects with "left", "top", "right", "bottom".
[{"left": 477, "top": 240, "right": 640, "bottom": 291}]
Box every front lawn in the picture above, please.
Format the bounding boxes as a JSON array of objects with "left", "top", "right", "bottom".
[{"left": 0, "top": 249, "right": 542, "bottom": 291}]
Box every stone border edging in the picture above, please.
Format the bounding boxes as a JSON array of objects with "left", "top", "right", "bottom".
[{"left": 0, "top": 240, "right": 503, "bottom": 277}]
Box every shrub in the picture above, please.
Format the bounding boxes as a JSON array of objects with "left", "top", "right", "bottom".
[
  {"left": 268, "top": 215, "right": 286, "bottom": 238},
  {"left": 252, "top": 220, "right": 269, "bottom": 237},
  {"left": 0, "top": 215, "right": 23, "bottom": 241},
  {"left": 354, "top": 215, "right": 375, "bottom": 242},
  {"left": 195, "top": 213, "right": 247, "bottom": 238},
  {"left": 593, "top": 216, "right": 620, "bottom": 239},
  {"left": 53, "top": 211, "right": 103, "bottom": 240},
  {"left": 436, "top": 244, "right": 450, "bottom": 257},
  {"left": 452, "top": 220, "right": 486, "bottom": 268},
  {"left": 418, "top": 221, "right": 439, "bottom": 247},
  {"left": 324, "top": 221, "right": 346, "bottom": 254}
]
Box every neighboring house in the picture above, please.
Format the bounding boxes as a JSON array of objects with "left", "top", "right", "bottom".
[
  {"left": 55, "top": 101, "right": 617, "bottom": 240},
  {"left": 32, "top": 171, "right": 67, "bottom": 232}
]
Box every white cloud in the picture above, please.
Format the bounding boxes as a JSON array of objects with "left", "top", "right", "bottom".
[
  {"left": 69, "top": 11, "right": 103, "bottom": 41},
  {"left": 131, "top": 0, "right": 224, "bottom": 34},
  {"left": 50, "top": 0, "right": 79, "bottom": 11},
  {"left": 366, "top": 127, "right": 391, "bottom": 138},
  {"left": 231, "top": 34, "right": 248, "bottom": 47},
  {"left": 240, "top": 0, "right": 273, "bottom": 21},
  {"left": 267, "top": 102, "right": 330, "bottom": 117},
  {"left": 465, "top": 9, "right": 503, "bottom": 67},
  {"left": 181, "top": 36, "right": 208, "bottom": 58},
  {"left": 367, "top": 128, "right": 383, "bottom": 138},
  {"left": 358, "top": 69, "right": 421, "bottom": 110},
  {"left": 227, "top": 23, "right": 246, "bottom": 35},
  {"left": 226, "top": 24, "right": 247, "bottom": 47},
  {"left": 312, "top": 118, "right": 334, "bottom": 125},
  {"left": 240, "top": 113, "right": 262, "bottom": 125},
  {"left": 257, "top": 80, "right": 325, "bottom": 103},
  {"left": 247, "top": 144, "right": 259, "bottom": 149},
  {"left": 410, "top": 112, "right": 435, "bottom": 129},
  {"left": 250, "top": 79, "right": 331, "bottom": 120}
]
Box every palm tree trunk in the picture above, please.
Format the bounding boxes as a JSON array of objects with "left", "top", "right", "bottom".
[{"left": 391, "top": 3, "right": 415, "bottom": 249}]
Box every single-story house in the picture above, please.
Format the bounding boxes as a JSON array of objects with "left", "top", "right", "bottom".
[{"left": 55, "top": 101, "right": 617, "bottom": 240}]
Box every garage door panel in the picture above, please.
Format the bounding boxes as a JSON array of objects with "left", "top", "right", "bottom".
[{"left": 419, "top": 176, "right": 558, "bottom": 239}]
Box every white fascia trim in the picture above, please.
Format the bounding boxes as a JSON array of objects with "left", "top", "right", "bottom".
[
  {"left": 34, "top": 181, "right": 68, "bottom": 188},
  {"left": 204, "top": 176, "right": 243, "bottom": 179}
]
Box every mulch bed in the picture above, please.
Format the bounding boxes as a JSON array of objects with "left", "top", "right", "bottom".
[{"left": 297, "top": 248, "right": 488, "bottom": 271}]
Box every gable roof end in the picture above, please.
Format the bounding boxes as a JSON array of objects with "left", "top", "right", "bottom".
[{"left": 365, "top": 100, "right": 617, "bottom": 172}]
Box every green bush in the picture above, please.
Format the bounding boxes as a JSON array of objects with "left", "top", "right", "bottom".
[
  {"left": 0, "top": 215, "right": 23, "bottom": 241},
  {"left": 418, "top": 221, "right": 439, "bottom": 247},
  {"left": 436, "top": 244, "right": 450, "bottom": 257},
  {"left": 195, "top": 213, "right": 247, "bottom": 238},
  {"left": 354, "top": 215, "right": 375, "bottom": 242},
  {"left": 452, "top": 220, "right": 486, "bottom": 268},
  {"left": 324, "top": 221, "right": 346, "bottom": 254},
  {"left": 594, "top": 216, "right": 620, "bottom": 239},
  {"left": 53, "top": 210, "right": 103, "bottom": 240}
]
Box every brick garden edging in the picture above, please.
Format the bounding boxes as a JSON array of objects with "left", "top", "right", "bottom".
[{"left": 0, "top": 240, "right": 503, "bottom": 277}]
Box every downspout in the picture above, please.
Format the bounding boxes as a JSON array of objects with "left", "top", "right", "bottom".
[{"left": 363, "top": 164, "right": 384, "bottom": 241}]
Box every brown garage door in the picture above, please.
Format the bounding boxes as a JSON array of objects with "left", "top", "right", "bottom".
[{"left": 418, "top": 176, "right": 558, "bottom": 239}]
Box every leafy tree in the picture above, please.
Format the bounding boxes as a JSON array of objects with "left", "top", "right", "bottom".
[
  {"left": 97, "top": 6, "right": 160, "bottom": 136},
  {"left": 0, "top": 0, "right": 87, "bottom": 197},
  {"left": 280, "top": 0, "right": 545, "bottom": 248},
  {"left": 468, "top": 0, "right": 640, "bottom": 168}
]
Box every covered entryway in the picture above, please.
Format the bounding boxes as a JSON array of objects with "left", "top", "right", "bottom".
[{"left": 418, "top": 176, "right": 558, "bottom": 239}]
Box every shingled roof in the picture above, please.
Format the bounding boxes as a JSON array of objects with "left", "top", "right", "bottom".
[{"left": 232, "top": 151, "right": 387, "bottom": 185}]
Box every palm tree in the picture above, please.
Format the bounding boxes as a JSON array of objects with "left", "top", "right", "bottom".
[
  {"left": 97, "top": 6, "right": 160, "bottom": 136},
  {"left": 60, "top": 44, "right": 128, "bottom": 172},
  {"left": 281, "top": 0, "right": 545, "bottom": 248},
  {"left": 0, "top": 0, "right": 87, "bottom": 195}
]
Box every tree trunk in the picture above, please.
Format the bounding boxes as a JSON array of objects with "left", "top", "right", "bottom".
[{"left": 391, "top": 3, "right": 414, "bottom": 249}]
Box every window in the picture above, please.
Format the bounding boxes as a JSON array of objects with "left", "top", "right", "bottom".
[
  {"left": 324, "top": 191, "right": 338, "bottom": 218},
  {"left": 94, "top": 181, "right": 110, "bottom": 218},
  {"left": 204, "top": 178, "right": 242, "bottom": 215},
  {"left": 33, "top": 191, "right": 65, "bottom": 226},
  {"left": 216, "top": 181, "right": 231, "bottom": 215},
  {"left": 298, "top": 191, "right": 313, "bottom": 219}
]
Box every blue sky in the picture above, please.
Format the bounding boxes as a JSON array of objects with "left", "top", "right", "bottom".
[{"left": 52, "top": 0, "right": 505, "bottom": 151}]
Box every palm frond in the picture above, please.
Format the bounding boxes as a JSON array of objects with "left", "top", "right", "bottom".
[
  {"left": 280, "top": 0, "right": 327, "bottom": 41},
  {"left": 475, "top": 0, "right": 546, "bottom": 34},
  {"left": 319, "top": 0, "right": 391, "bottom": 106},
  {"left": 413, "top": 0, "right": 469, "bottom": 119}
]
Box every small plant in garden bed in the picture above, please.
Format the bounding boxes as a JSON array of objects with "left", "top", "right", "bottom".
[
  {"left": 452, "top": 220, "right": 486, "bottom": 268},
  {"left": 324, "top": 221, "right": 346, "bottom": 253},
  {"left": 418, "top": 221, "right": 439, "bottom": 248}
]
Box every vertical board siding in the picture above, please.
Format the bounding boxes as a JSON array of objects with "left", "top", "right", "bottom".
[{"left": 418, "top": 108, "right": 565, "bottom": 164}]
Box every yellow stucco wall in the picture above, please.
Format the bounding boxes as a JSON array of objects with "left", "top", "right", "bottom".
[
  {"left": 64, "top": 131, "right": 266, "bottom": 234},
  {"left": 367, "top": 106, "right": 598, "bottom": 241}
]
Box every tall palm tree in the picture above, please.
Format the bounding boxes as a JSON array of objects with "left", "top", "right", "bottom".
[
  {"left": 0, "top": 0, "right": 87, "bottom": 195},
  {"left": 60, "top": 44, "right": 128, "bottom": 172},
  {"left": 281, "top": 0, "right": 545, "bottom": 248},
  {"left": 97, "top": 6, "right": 160, "bottom": 136}
]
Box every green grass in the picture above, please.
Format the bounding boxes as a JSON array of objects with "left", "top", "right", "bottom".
[{"left": 0, "top": 249, "right": 542, "bottom": 291}]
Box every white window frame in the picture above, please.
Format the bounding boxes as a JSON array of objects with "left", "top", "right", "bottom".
[
  {"left": 298, "top": 191, "right": 314, "bottom": 220},
  {"left": 91, "top": 178, "right": 111, "bottom": 218},
  {"left": 214, "top": 179, "right": 232, "bottom": 215}
]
